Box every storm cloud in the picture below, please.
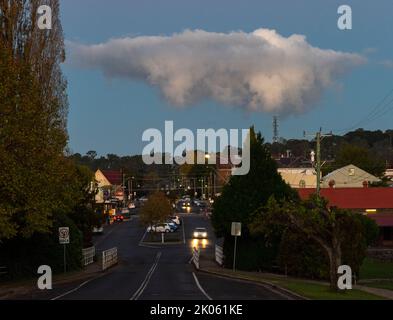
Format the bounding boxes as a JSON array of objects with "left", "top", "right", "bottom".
[{"left": 68, "top": 28, "right": 365, "bottom": 114}]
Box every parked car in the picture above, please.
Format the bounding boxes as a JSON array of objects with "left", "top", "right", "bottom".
[
  {"left": 93, "top": 226, "right": 104, "bottom": 234},
  {"left": 147, "top": 223, "right": 172, "bottom": 233},
  {"left": 114, "top": 214, "right": 124, "bottom": 222},
  {"left": 167, "top": 221, "right": 178, "bottom": 231},
  {"left": 193, "top": 227, "right": 207, "bottom": 239},
  {"left": 169, "top": 215, "right": 181, "bottom": 225}
]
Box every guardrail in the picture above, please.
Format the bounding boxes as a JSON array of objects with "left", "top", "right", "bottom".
[
  {"left": 192, "top": 247, "right": 200, "bottom": 269},
  {"left": 102, "top": 247, "right": 118, "bottom": 271},
  {"left": 215, "top": 244, "right": 224, "bottom": 266},
  {"left": 82, "top": 246, "right": 96, "bottom": 266}
]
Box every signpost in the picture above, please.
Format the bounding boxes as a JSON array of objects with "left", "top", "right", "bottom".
[
  {"left": 59, "top": 227, "right": 70, "bottom": 273},
  {"left": 231, "top": 222, "right": 241, "bottom": 271}
]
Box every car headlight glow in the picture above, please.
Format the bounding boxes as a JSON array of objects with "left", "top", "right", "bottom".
[
  {"left": 193, "top": 232, "right": 198, "bottom": 237},
  {"left": 202, "top": 232, "right": 207, "bottom": 237}
]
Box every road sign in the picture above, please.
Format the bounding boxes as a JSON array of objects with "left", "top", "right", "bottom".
[
  {"left": 231, "top": 222, "right": 241, "bottom": 236},
  {"left": 59, "top": 227, "right": 70, "bottom": 244}
]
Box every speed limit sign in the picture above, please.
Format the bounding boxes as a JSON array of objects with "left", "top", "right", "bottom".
[{"left": 59, "top": 227, "right": 70, "bottom": 244}]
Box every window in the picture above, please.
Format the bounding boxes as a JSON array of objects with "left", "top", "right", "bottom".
[
  {"left": 299, "top": 180, "right": 306, "bottom": 188},
  {"left": 348, "top": 168, "right": 355, "bottom": 176}
]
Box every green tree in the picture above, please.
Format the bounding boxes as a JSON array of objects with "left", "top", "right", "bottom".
[
  {"left": 0, "top": 0, "right": 69, "bottom": 240},
  {"left": 211, "top": 127, "right": 297, "bottom": 270},
  {"left": 250, "top": 195, "right": 378, "bottom": 291},
  {"left": 324, "top": 143, "right": 385, "bottom": 177},
  {"left": 140, "top": 192, "right": 172, "bottom": 228}
]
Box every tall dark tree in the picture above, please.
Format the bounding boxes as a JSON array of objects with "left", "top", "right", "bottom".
[
  {"left": 211, "top": 127, "right": 297, "bottom": 270},
  {"left": 0, "top": 0, "right": 69, "bottom": 240}
]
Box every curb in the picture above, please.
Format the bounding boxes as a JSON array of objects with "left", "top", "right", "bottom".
[{"left": 198, "top": 267, "right": 308, "bottom": 300}]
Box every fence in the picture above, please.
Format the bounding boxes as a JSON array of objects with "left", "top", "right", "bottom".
[
  {"left": 82, "top": 246, "right": 96, "bottom": 266},
  {"left": 192, "top": 247, "right": 200, "bottom": 269},
  {"left": 102, "top": 247, "right": 118, "bottom": 271},
  {"left": 215, "top": 244, "right": 224, "bottom": 266}
]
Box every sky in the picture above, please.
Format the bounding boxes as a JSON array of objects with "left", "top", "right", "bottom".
[{"left": 60, "top": 0, "right": 393, "bottom": 156}]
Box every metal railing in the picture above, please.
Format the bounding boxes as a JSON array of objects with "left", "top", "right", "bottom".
[
  {"left": 82, "top": 246, "right": 96, "bottom": 266},
  {"left": 192, "top": 247, "right": 200, "bottom": 269},
  {"left": 102, "top": 247, "right": 118, "bottom": 271},
  {"left": 215, "top": 244, "right": 224, "bottom": 266}
]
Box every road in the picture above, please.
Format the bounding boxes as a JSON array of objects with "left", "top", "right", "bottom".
[{"left": 14, "top": 209, "right": 290, "bottom": 300}]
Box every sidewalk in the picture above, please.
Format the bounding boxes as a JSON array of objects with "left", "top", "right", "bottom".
[{"left": 0, "top": 261, "right": 102, "bottom": 299}]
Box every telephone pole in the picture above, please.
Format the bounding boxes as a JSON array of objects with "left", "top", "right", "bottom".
[{"left": 304, "top": 129, "right": 332, "bottom": 196}]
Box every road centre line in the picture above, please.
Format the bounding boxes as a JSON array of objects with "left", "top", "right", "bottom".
[{"left": 130, "top": 251, "right": 162, "bottom": 300}]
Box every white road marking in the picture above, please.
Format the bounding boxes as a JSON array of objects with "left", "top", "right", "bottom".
[
  {"left": 130, "top": 251, "right": 162, "bottom": 300},
  {"left": 192, "top": 272, "right": 212, "bottom": 300},
  {"left": 50, "top": 273, "right": 106, "bottom": 300},
  {"left": 138, "top": 229, "right": 148, "bottom": 245}
]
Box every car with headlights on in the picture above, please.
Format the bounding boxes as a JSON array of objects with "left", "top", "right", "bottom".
[{"left": 193, "top": 227, "right": 207, "bottom": 239}]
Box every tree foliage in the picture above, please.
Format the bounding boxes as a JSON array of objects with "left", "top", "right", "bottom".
[
  {"left": 212, "top": 127, "right": 297, "bottom": 238},
  {"left": 140, "top": 192, "right": 172, "bottom": 227},
  {"left": 249, "top": 195, "right": 379, "bottom": 290},
  {"left": 0, "top": 0, "right": 69, "bottom": 240}
]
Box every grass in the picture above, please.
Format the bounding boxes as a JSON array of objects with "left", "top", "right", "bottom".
[
  {"left": 275, "top": 279, "right": 383, "bottom": 300},
  {"left": 204, "top": 268, "right": 385, "bottom": 300},
  {"left": 359, "top": 257, "right": 393, "bottom": 280}
]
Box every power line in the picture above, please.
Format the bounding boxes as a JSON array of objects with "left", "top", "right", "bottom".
[{"left": 338, "top": 86, "right": 393, "bottom": 133}]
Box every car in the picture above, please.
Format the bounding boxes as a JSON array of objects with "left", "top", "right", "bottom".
[
  {"left": 169, "top": 215, "right": 181, "bottom": 225},
  {"left": 114, "top": 214, "right": 124, "bottom": 222},
  {"left": 93, "top": 226, "right": 104, "bottom": 234},
  {"left": 121, "top": 208, "right": 130, "bottom": 219},
  {"left": 147, "top": 223, "right": 172, "bottom": 233},
  {"left": 193, "top": 227, "right": 207, "bottom": 239},
  {"left": 166, "top": 221, "right": 178, "bottom": 231}
]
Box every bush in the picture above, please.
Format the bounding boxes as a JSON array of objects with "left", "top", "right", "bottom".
[{"left": 0, "top": 212, "right": 82, "bottom": 280}]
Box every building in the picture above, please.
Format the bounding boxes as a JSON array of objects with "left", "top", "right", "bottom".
[
  {"left": 322, "top": 164, "right": 380, "bottom": 188},
  {"left": 278, "top": 168, "right": 317, "bottom": 188},
  {"left": 298, "top": 188, "right": 393, "bottom": 247},
  {"left": 94, "top": 169, "right": 124, "bottom": 204}
]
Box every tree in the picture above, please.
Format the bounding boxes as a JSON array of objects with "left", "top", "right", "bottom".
[
  {"left": 211, "top": 127, "right": 297, "bottom": 270},
  {"left": 328, "top": 143, "right": 385, "bottom": 177},
  {"left": 0, "top": 0, "right": 69, "bottom": 240},
  {"left": 250, "top": 195, "right": 378, "bottom": 291},
  {"left": 139, "top": 192, "right": 172, "bottom": 228}
]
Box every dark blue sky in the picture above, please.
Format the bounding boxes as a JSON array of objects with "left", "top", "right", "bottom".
[{"left": 60, "top": 0, "right": 393, "bottom": 156}]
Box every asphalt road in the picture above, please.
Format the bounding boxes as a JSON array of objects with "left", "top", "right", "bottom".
[{"left": 14, "top": 209, "right": 290, "bottom": 300}]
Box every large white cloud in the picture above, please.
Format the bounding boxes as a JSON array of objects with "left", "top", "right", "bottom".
[{"left": 68, "top": 28, "right": 365, "bottom": 114}]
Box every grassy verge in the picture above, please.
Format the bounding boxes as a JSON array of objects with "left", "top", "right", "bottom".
[
  {"left": 359, "top": 257, "right": 393, "bottom": 280},
  {"left": 203, "top": 268, "right": 385, "bottom": 300}
]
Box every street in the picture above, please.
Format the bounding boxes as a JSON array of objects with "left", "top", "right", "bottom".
[{"left": 12, "top": 211, "right": 289, "bottom": 300}]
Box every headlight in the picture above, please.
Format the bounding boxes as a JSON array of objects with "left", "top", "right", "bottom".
[
  {"left": 193, "top": 232, "right": 198, "bottom": 237},
  {"left": 202, "top": 232, "right": 207, "bottom": 237}
]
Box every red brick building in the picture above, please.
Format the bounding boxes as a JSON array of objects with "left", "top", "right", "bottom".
[{"left": 298, "top": 188, "right": 393, "bottom": 247}]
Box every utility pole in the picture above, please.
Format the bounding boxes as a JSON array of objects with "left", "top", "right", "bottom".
[{"left": 304, "top": 129, "right": 332, "bottom": 197}]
